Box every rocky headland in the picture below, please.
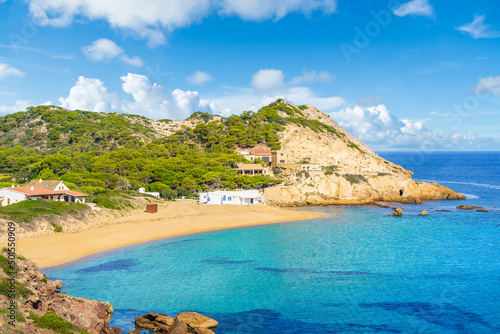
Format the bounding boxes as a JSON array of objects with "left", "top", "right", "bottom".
[{"left": 260, "top": 102, "right": 465, "bottom": 206}]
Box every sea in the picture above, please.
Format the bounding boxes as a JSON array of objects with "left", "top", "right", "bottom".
[{"left": 44, "top": 151, "right": 500, "bottom": 334}]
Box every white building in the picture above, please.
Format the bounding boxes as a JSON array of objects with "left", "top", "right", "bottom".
[
  {"left": 0, "top": 179, "right": 88, "bottom": 206},
  {"left": 199, "top": 189, "right": 264, "bottom": 205},
  {"left": 138, "top": 188, "right": 161, "bottom": 198}
]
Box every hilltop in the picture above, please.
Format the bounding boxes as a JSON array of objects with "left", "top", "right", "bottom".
[{"left": 0, "top": 100, "right": 464, "bottom": 205}]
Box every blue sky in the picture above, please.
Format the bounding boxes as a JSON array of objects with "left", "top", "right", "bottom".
[{"left": 0, "top": 0, "right": 499, "bottom": 150}]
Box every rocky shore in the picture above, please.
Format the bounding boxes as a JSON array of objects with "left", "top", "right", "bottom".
[
  {"left": 0, "top": 250, "right": 220, "bottom": 334},
  {"left": 0, "top": 250, "right": 120, "bottom": 334}
]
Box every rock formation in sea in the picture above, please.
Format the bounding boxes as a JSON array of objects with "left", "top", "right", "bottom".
[{"left": 261, "top": 101, "right": 466, "bottom": 206}]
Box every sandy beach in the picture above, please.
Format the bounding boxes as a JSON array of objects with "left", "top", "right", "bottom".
[{"left": 17, "top": 201, "right": 323, "bottom": 269}]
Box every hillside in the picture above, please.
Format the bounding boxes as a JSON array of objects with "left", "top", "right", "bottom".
[{"left": 0, "top": 101, "right": 464, "bottom": 205}]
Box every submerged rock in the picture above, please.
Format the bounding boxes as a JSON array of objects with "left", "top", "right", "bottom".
[
  {"left": 457, "top": 205, "right": 482, "bottom": 210},
  {"left": 419, "top": 211, "right": 429, "bottom": 216},
  {"left": 476, "top": 208, "right": 489, "bottom": 212},
  {"left": 389, "top": 208, "right": 403, "bottom": 216}
]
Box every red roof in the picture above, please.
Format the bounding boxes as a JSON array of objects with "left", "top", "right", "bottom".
[
  {"left": 250, "top": 148, "right": 272, "bottom": 155},
  {"left": 6, "top": 186, "right": 88, "bottom": 197}
]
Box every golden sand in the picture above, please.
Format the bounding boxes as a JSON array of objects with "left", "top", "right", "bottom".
[{"left": 17, "top": 201, "right": 323, "bottom": 268}]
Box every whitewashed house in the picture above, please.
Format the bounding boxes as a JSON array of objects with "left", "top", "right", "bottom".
[
  {"left": 199, "top": 189, "right": 264, "bottom": 205},
  {"left": 0, "top": 179, "right": 88, "bottom": 206},
  {"left": 138, "top": 188, "right": 161, "bottom": 198}
]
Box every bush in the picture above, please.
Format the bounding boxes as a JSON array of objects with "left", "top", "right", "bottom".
[
  {"left": 54, "top": 226, "right": 62, "bottom": 233},
  {"left": 342, "top": 174, "right": 368, "bottom": 184},
  {"left": 0, "top": 199, "right": 88, "bottom": 223},
  {"left": 377, "top": 172, "right": 392, "bottom": 177},
  {"left": 0, "top": 277, "right": 34, "bottom": 300},
  {"left": 0, "top": 255, "right": 16, "bottom": 276},
  {"left": 29, "top": 311, "right": 89, "bottom": 334},
  {"left": 273, "top": 168, "right": 282, "bottom": 175},
  {"left": 161, "top": 188, "right": 177, "bottom": 200}
]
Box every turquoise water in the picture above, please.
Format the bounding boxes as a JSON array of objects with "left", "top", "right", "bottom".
[{"left": 45, "top": 152, "right": 500, "bottom": 333}]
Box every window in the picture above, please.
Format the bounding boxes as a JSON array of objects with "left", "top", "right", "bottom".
[{"left": 280, "top": 160, "right": 285, "bottom": 163}]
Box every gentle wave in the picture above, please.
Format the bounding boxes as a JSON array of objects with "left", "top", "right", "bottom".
[
  {"left": 461, "top": 194, "right": 480, "bottom": 199},
  {"left": 419, "top": 180, "right": 500, "bottom": 190}
]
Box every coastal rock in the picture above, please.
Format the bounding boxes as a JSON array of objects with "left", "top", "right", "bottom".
[
  {"left": 176, "top": 312, "right": 218, "bottom": 329},
  {"left": 476, "top": 209, "right": 489, "bottom": 212},
  {"left": 0, "top": 251, "right": 116, "bottom": 334},
  {"left": 169, "top": 320, "right": 188, "bottom": 334},
  {"left": 436, "top": 210, "right": 451, "bottom": 212},
  {"left": 389, "top": 208, "right": 403, "bottom": 216},
  {"left": 261, "top": 102, "right": 466, "bottom": 206},
  {"left": 457, "top": 205, "right": 482, "bottom": 210},
  {"left": 146, "top": 312, "right": 176, "bottom": 326},
  {"left": 419, "top": 211, "right": 429, "bottom": 216},
  {"left": 135, "top": 316, "right": 158, "bottom": 331}
]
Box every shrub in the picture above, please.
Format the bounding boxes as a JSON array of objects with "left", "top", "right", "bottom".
[
  {"left": 348, "top": 143, "right": 361, "bottom": 151},
  {"left": 0, "top": 255, "right": 16, "bottom": 276},
  {"left": 29, "top": 311, "right": 89, "bottom": 334},
  {"left": 0, "top": 277, "right": 34, "bottom": 300},
  {"left": 273, "top": 168, "right": 282, "bottom": 175},
  {"left": 54, "top": 226, "right": 62, "bottom": 233},
  {"left": 342, "top": 174, "right": 368, "bottom": 185},
  {"left": 377, "top": 172, "right": 392, "bottom": 177}
]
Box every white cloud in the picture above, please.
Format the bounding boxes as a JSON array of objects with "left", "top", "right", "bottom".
[
  {"left": 331, "top": 104, "right": 498, "bottom": 150},
  {"left": 219, "top": 0, "right": 337, "bottom": 21},
  {"left": 251, "top": 68, "right": 285, "bottom": 91},
  {"left": 475, "top": 76, "right": 500, "bottom": 95},
  {"left": 186, "top": 71, "right": 213, "bottom": 85},
  {"left": 27, "top": 0, "right": 337, "bottom": 46},
  {"left": 289, "top": 70, "right": 335, "bottom": 85},
  {"left": 456, "top": 15, "right": 500, "bottom": 39},
  {"left": 59, "top": 76, "right": 120, "bottom": 113},
  {"left": 0, "top": 100, "right": 30, "bottom": 115},
  {"left": 393, "top": 0, "right": 434, "bottom": 18},
  {"left": 58, "top": 74, "right": 215, "bottom": 119},
  {"left": 0, "top": 63, "right": 25, "bottom": 79},
  {"left": 82, "top": 38, "right": 144, "bottom": 66}
]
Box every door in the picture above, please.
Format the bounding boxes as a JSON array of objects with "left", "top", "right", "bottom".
[{"left": 7, "top": 198, "right": 10, "bottom": 205}]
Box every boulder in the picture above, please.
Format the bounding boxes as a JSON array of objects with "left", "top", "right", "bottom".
[
  {"left": 150, "top": 312, "right": 175, "bottom": 326},
  {"left": 419, "top": 211, "right": 429, "bottom": 216},
  {"left": 476, "top": 209, "right": 489, "bottom": 212},
  {"left": 436, "top": 210, "right": 451, "bottom": 212},
  {"left": 135, "top": 316, "right": 157, "bottom": 331},
  {"left": 389, "top": 208, "right": 403, "bottom": 216},
  {"left": 108, "top": 327, "right": 123, "bottom": 334},
  {"left": 457, "top": 205, "right": 481, "bottom": 210},
  {"left": 176, "top": 312, "right": 218, "bottom": 329},
  {"left": 169, "top": 320, "right": 188, "bottom": 334},
  {"left": 195, "top": 328, "right": 216, "bottom": 334}
]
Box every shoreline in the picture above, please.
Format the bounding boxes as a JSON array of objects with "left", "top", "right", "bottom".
[{"left": 17, "top": 201, "right": 324, "bottom": 269}]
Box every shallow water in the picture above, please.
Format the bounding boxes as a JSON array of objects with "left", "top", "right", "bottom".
[{"left": 45, "top": 152, "right": 500, "bottom": 333}]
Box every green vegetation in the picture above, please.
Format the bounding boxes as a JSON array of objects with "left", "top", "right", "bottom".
[
  {"left": 54, "top": 226, "right": 62, "bottom": 233},
  {"left": 0, "top": 277, "right": 34, "bottom": 300},
  {"left": 347, "top": 143, "right": 362, "bottom": 151},
  {"left": 342, "top": 174, "right": 368, "bottom": 184},
  {"left": 0, "top": 199, "right": 89, "bottom": 223},
  {"left": 0, "top": 100, "right": 350, "bottom": 197},
  {"left": 28, "top": 311, "right": 89, "bottom": 334},
  {"left": 377, "top": 172, "right": 392, "bottom": 177},
  {"left": 273, "top": 168, "right": 282, "bottom": 175},
  {"left": 0, "top": 303, "right": 26, "bottom": 323},
  {"left": 324, "top": 165, "right": 338, "bottom": 172},
  {"left": 0, "top": 255, "right": 15, "bottom": 275}
]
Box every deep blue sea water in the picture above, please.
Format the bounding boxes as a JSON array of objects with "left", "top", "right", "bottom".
[{"left": 44, "top": 152, "right": 500, "bottom": 334}]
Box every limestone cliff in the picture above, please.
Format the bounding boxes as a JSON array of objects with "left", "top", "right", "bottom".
[{"left": 261, "top": 101, "right": 465, "bottom": 206}]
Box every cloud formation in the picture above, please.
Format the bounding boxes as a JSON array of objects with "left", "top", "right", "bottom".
[
  {"left": 186, "top": 71, "right": 213, "bottom": 85},
  {"left": 251, "top": 68, "right": 285, "bottom": 91},
  {"left": 331, "top": 104, "right": 498, "bottom": 150},
  {"left": 0, "top": 63, "right": 25, "bottom": 79},
  {"left": 289, "top": 70, "right": 335, "bottom": 85},
  {"left": 82, "top": 38, "right": 144, "bottom": 67},
  {"left": 475, "top": 76, "right": 500, "bottom": 95},
  {"left": 456, "top": 15, "right": 500, "bottom": 39},
  {"left": 27, "top": 0, "right": 337, "bottom": 46},
  {"left": 58, "top": 74, "right": 215, "bottom": 119},
  {"left": 0, "top": 100, "right": 30, "bottom": 115},
  {"left": 393, "top": 0, "right": 434, "bottom": 18}
]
